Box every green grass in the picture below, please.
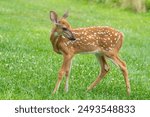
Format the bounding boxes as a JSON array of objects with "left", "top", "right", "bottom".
[{"left": 0, "top": 0, "right": 150, "bottom": 100}]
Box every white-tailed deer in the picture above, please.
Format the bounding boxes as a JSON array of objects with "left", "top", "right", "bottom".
[{"left": 49, "top": 11, "right": 130, "bottom": 95}]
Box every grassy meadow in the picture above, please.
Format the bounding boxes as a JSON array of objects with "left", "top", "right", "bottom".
[{"left": 0, "top": 0, "right": 150, "bottom": 100}]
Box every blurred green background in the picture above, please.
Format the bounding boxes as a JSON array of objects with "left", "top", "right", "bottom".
[{"left": 0, "top": 0, "right": 150, "bottom": 99}]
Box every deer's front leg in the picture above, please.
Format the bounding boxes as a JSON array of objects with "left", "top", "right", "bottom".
[
  {"left": 52, "top": 54, "right": 73, "bottom": 95},
  {"left": 64, "top": 59, "right": 72, "bottom": 93}
]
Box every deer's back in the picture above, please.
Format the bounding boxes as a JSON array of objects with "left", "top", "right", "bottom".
[{"left": 67, "top": 26, "right": 123, "bottom": 53}]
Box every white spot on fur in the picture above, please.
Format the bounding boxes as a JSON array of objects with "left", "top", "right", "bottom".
[
  {"left": 115, "top": 33, "right": 118, "bottom": 36},
  {"left": 105, "top": 48, "right": 109, "bottom": 51},
  {"left": 109, "top": 47, "right": 112, "bottom": 50},
  {"left": 64, "top": 43, "right": 67, "bottom": 46},
  {"left": 62, "top": 36, "right": 65, "bottom": 39}
]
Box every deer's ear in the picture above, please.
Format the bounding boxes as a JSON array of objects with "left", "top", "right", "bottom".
[
  {"left": 50, "top": 11, "right": 58, "bottom": 23},
  {"left": 62, "top": 10, "right": 69, "bottom": 19}
]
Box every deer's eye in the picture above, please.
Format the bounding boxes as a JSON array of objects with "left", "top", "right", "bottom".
[{"left": 62, "top": 27, "right": 67, "bottom": 30}]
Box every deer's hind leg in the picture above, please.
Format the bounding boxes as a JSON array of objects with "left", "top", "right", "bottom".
[
  {"left": 87, "top": 55, "right": 110, "bottom": 91},
  {"left": 109, "top": 55, "right": 130, "bottom": 95}
]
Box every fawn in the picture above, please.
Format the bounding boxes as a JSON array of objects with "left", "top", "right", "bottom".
[{"left": 49, "top": 11, "right": 130, "bottom": 95}]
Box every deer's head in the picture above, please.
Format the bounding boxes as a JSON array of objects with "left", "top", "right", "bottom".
[{"left": 50, "top": 11, "right": 75, "bottom": 40}]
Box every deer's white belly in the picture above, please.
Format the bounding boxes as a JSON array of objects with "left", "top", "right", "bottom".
[{"left": 79, "top": 50, "right": 101, "bottom": 54}]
